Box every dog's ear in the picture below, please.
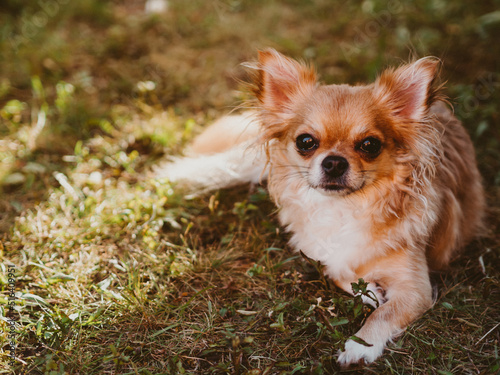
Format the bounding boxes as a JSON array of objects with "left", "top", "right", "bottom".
[
  {"left": 253, "top": 49, "right": 317, "bottom": 140},
  {"left": 374, "top": 57, "right": 442, "bottom": 122}
]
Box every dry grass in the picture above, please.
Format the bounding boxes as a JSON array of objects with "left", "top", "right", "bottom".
[{"left": 0, "top": 0, "right": 499, "bottom": 374}]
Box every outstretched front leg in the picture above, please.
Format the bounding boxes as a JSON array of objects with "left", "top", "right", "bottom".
[{"left": 337, "top": 250, "right": 433, "bottom": 366}]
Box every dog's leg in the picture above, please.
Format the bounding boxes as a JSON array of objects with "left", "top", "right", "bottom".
[
  {"left": 335, "top": 279, "right": 388, "bottom": 309},
  {"left": 156, "top": 142, "right": 266, "bottom": 190},
  {"left": 337, "top": 250, "right": 433, "bottom": 366},
  {"left": 154, "top": 112, "right": 267, "bottom": 190}
]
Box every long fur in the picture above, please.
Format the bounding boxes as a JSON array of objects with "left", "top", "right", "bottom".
[{"left": 158, "top": 49, "right": 485, "bottom": 366}]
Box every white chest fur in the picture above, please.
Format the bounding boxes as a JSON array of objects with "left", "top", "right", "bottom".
[{"left": 277, "top": 187, "right": 375, "bottom": 282}]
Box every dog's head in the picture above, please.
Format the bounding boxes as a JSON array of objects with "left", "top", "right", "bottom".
[{"left": 252, "top": 49, "right": 442, "bottom": 197}]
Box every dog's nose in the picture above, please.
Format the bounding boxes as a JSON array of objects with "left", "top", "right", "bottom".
[{"left": 321, "top": 155, "right": 349, "bottom": 178}]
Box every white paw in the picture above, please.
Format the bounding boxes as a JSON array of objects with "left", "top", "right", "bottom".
[{"left": 337, "top": 338, "right": 385, "bottom": 367}]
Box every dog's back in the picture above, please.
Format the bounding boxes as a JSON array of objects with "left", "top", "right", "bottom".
[{"left": 427, "top": 102, "right": 485, "bottom": 269}]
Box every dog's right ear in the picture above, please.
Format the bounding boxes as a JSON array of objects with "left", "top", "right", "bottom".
[{"left": 252, "top": 49, "right": 317, "bottom": 140}]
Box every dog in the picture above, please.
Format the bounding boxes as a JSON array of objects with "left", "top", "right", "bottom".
[{"left": 159, "top": 49, "right": 485, "bottom": 366}]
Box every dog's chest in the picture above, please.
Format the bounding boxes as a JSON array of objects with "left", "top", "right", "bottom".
[{"left": 278, "top": 192, "right": 373, "bottom": 281}]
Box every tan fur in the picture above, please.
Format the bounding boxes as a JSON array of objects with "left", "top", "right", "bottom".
[
  {"left": 173, "top": 49, "right": 485, "bottom": 366},
  {"left": 189, "top": 112, "right": 260, "bottom": 155}
]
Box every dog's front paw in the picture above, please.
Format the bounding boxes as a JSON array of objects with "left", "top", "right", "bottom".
[{"left": 337, "top": 338, "right": 385, "bottom": 367}]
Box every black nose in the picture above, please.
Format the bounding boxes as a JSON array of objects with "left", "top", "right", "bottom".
[{"left": 321, "top": 156, "right": 349, "bottom": 178}]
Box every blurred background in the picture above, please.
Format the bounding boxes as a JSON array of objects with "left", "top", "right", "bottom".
[{"left": 0, "top": 1, "right": 499, "bottom": 373}]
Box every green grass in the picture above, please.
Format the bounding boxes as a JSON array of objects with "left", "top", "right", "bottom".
[{"left": 1, "top": 0, "right": 499, "bottom": 374}]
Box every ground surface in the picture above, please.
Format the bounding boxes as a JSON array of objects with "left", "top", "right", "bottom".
[{"left": 0, "top": 0, "right": 499, "bottom": 374}]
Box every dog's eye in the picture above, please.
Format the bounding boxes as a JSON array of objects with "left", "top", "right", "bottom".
[
  {"left": 357, "top": 137, "right": 382, "bottom": 156},
  {"left": 296, "top": 134, "right": 319, "bottom": 153}
]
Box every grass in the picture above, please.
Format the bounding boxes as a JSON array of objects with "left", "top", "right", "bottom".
[{"left": 1, "top": 0, "right": 499, "bottom": 373}]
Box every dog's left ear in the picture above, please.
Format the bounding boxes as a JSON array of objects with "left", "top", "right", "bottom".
[{"left": 374, "top": 57, "right": 441, "bottom": 122}]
